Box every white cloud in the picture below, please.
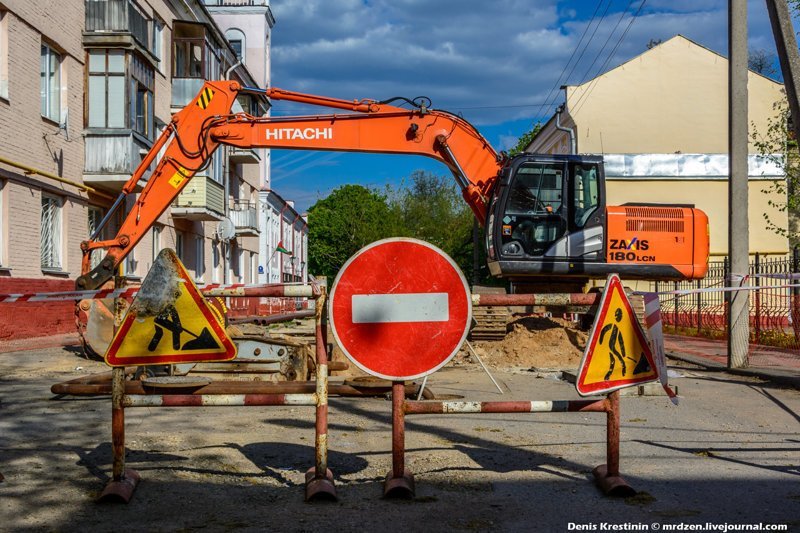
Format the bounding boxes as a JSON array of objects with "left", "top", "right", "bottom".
[{"left": 268, "top": 0, "right": 779, "bottom": 127}]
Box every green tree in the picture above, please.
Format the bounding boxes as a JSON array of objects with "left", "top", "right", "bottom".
[
  {"left": 508, "top": 122, "right": 543, "bottom": 156},
  {"left": 751, "top": 101, "right": 800, "bottom": 247},
  {"left": 389, "top": 171, "right": 475, "bottom": 275},
  {"left": 748, "top": 48, "right": 778, "bottom": 79},
  {"left": 306, "top": 184, "right": 401, "bottom": 279}
]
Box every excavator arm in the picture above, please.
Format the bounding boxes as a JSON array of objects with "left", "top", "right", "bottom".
[{"left": 76, "top": 80, "right": 503, "bottom": 290}]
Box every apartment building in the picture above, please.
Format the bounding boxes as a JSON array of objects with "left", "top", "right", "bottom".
[
  {"left": 203, "top": 0, "right": 309, "bottom": 285},
  {"left": 0, "top": 0, "right": 302, "bottom": 342}
]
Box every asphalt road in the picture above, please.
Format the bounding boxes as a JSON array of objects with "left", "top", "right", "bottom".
[{"left": 0, "top": 347, "right": 798, "bottom": 532}]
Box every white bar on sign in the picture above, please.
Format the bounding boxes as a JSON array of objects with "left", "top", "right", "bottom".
[{"left": 351, "top": 293, "right": 449, "bottom": 323}]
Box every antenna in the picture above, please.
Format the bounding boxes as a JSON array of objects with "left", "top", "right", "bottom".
[
  {"left": 215, "top": 218, "right": 236, "bottom": 242},
  {"left": 59, "top": 109, "right": 70, "bottom": 142}
]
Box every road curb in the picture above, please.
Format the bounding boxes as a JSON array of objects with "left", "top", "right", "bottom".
[{"left": 667, "top": 351, "right": 800, "bottom": 389}]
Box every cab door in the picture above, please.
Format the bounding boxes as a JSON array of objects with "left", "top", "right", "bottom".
[{"left": 557, "top": 160, "right": 605, "bottom": 261}]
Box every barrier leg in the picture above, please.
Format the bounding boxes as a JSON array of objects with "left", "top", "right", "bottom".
[
  {"left": 98, "top": 367, "right": 140, "bottom": 502},
  {"left": 305, "top": 290, "right": 336, "bottom": 501},
  {"left": 384, "top": 381, "right": 415, "bottom": 498},
  {"left": 592, "top": 390, "right": 635, "bottom": 497}
]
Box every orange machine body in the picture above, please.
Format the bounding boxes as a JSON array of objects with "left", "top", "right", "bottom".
[{"left": 606, "top": 206, "right": 709, "bottom": 280}]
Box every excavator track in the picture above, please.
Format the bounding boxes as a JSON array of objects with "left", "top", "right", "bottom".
[{"left": 469, "top": 305, "right": 511, "bottom": 341}]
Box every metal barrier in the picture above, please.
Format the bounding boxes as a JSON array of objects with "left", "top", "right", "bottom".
[
  {"left": 94, "top": 283, "right": 337, "bottom": 503},
  {"left": 655, "top": 251, "right": 800, "bottom": 354},
  {"left": 382, "top": 293, "right": 634, "bottom": 499}
]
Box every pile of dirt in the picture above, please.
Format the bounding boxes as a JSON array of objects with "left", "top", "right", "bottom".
[{"left": 469, "top": 316, "right": 587, "bottom": 370}]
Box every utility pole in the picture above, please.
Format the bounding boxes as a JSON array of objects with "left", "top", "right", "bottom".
[
  {"left": 765, "top": 0, "right": 800, "bottom": 244},
  {"left": 728, "top": 0, "right": 750, "bottom": 369}
]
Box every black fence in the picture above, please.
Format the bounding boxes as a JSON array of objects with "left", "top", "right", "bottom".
[{"left": 654, "top": 249, "right": 800, "bottom": 352}]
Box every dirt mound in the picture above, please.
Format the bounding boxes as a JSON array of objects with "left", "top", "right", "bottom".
[{"left": 470, "top": 316, "right": 587, "bottom": 370}]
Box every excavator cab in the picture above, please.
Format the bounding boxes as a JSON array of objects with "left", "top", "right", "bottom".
[{"left": 486, "top": 153, "right": 606, "bottom": 280}]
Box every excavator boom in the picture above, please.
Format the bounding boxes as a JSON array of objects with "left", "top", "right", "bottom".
[{"left": 77, "top": 80, "right": 503, "bottom": 290}]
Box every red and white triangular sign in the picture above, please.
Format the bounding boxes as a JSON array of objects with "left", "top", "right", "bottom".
[
  {"left": 105, "top": 249, "right": 236, "bottom": 367},
  {"left": 576, "top": 274, "right": 659, "bottom": 396}
]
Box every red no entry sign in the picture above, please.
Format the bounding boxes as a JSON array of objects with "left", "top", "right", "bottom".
[{"left": 329, "top": 238, "right": 472, "bottom": 381}]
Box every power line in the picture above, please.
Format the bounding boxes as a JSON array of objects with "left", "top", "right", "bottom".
[
  {"left": 536, "top": 0, "right": 612, "bottom": 123},
  {"left": 571, "top": 0, "right": 648, "bottom": 116},
  {"left": 575, "top": 0, "right": 638, "bottom": 87}
]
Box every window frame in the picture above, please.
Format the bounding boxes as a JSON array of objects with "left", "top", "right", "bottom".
[
  {"left": 87, "top": 49, "right": 126, "bottom": 129},
  {"left": 151, "top": 225, "right": 162, "bottom": 263},
  {"left": 0, "top": 11, "right": 8, "bottom": 100},
  {"left": 195, "top": 236, "right": 204, "bottom": 282},
  {"left": 40, "top": 193, "right": 63, "bottom": 271},
  {"left": 0, "top": 180, "right": 5, "bottom": 268},
  {"left": 40, "top": 42, "right": 62, "bottom": 122}
]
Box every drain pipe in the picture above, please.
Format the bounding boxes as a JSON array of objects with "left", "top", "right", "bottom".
[
  {"left": 221, "top": 60, "right": 242, "bottom": 285},
  {"left": 555, "top": 105, "right": 576, "bottom": 154}
]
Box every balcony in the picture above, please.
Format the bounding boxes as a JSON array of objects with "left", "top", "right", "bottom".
[
  {"left": 83, "top": 131, "right": 152, "bottom": 192},
  {"left": 171, "top": 78, "right": 205, "bottom": 108},
  {"left": 230, "top": 200, "right": 259, "bottom": 236},
  {"left": 172, "top": 176, "right": 225, "bottom": 221},
  {"left": 229, "top": 147, "right": 261, "bottom": 164},
  {"left": 84, "top": 0, "right": 154, "bottom": 59}
]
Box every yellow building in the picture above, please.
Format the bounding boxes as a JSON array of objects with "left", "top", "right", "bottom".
[{"left": 526, "top": 35, "right": 788, "bottom": 258}]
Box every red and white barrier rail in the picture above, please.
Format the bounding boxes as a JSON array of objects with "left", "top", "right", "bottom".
[{"left": 0, "top": 282, "right": 317, "bottom": 303}]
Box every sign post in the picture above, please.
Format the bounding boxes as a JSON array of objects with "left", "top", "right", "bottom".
[{"left": 329, "top": 238, "right": 472, "bottom": 497}]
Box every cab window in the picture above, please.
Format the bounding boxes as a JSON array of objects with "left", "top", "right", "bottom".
[{"left": 571, "top": 163, "right": 599, "bottom": 228}]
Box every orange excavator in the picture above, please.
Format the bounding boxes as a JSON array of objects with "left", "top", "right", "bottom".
[{"left": 77, "top": 80, "right": 709, "bottom": 295}]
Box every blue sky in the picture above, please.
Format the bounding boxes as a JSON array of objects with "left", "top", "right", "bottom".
[{"left": 266, "top": 0, "right": 784, "bottom": 211}]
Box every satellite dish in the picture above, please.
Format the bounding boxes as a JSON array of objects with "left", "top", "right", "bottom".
[{"left": 216, "top": 218, "right": 236, "bottom": 242}]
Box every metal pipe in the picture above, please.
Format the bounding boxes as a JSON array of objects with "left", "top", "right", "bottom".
[
  {"left": 555, "top": 105, "right": 576, "bottom": 154},
  {"left": 404, "top": 398, "right": 607, "bottom": 415},
  {"left": 110, "top": 367, "right": 125, "bottom": 481},
  {"left": 89, "top": 193, "right": 126, "bottom": 240},
  {"left": 124, "top": 393, "right": 316, "bottom": 407},
  {"left": 392, "top": 381, "right": 405, "bottom": 478},
  {"left": 203, "top": 284, "right": 318, "bottom": 298},
  {"left": 314, "top": 289, "right": 329, "bottom": 479},
  {"left": 606, "top": 391, "right": 620, "bottom": 476},
  {"left": 0, "top": 155, "right": 114, "bottom": 200},
  {"left": 472, "top": 293, "right": 600, "bottom": 307}
]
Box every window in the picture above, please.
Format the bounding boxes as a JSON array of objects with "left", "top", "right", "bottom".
[
  {"left": 173, "top": 22, "right": 221, "bottom": 79},
  {"left": 250, "top": 251, "right": 257, "bottom": 284},
  {"left": 87, "top": 50, "right": 126, "bottom": 128},
  {"left": 0, "top": 11, "right": 8, "bottom": 99},
  {"left": 125, "top": 247, "right": 137, "bottom": 277},
  {"left": 151, "top": 225, "right": 161, "bottom": 262},
  {"left": 40, "top": 43, "right": 61, "bottom": 122},
  {"left": 152, "top": 18, "right": 164, "bottom": 71},
  {"left": 225, "top": 29, "right": 245, "bottom": 63},
  {"left": 212, "top": 242, "right": 220, "bottom": 283},
  {"left": 41, "top": 195, "right": 62, "bottom": 270},
  {"left": 571, "top": 163, "right": 600, "bottom": 229},
  {"left": 130, "top": 54, "right": 154, "bottom": 139},
  {"left": 87, "top": 206, "right": 106, "bottom": 270},
  {"left": 173, "top": 23, "right": 204, "bottom": 78},
  {"left": 175, "top": 231, "right": 184, "bottom": 260},
  {"left": 195, "top": 236, "right": 204, "bottom": 281},
  {"left": 0, "top": 180, "right": 5, "bottom": 267}
]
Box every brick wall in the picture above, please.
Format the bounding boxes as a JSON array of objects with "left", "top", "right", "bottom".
[{"left": 0, "top": 277, "right": 76, "bottom": 341}]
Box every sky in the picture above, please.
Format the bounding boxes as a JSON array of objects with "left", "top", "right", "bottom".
[{"left": 266, "top": 0, "right": 784, "bottom": 212}]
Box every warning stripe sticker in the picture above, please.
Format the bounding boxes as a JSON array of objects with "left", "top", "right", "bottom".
[{"left": 196, "top": 87, "right": 215, "bottom": 109}]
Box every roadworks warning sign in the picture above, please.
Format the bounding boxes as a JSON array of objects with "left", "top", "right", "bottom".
[
  {"left": 576, "top": 274, "right": 658, "bottom": 396},
  {"left": 105, "top": 249, "right": 236, "bottom": 367}
]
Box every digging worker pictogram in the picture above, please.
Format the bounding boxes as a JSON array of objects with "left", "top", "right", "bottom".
[{"left": 598, "top": 307, "right": 627, "bottom": 380}]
